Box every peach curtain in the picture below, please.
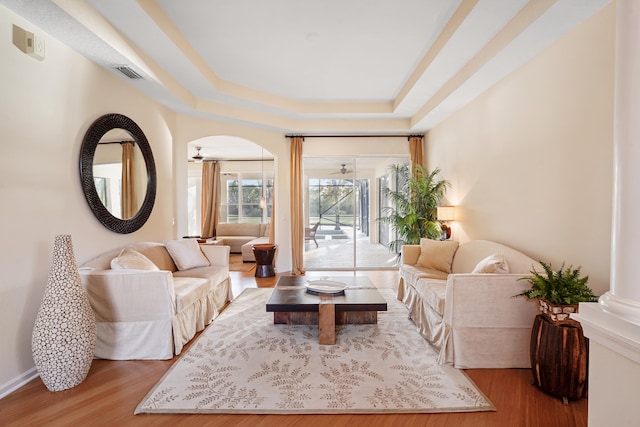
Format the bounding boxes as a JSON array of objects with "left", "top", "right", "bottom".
[
  {"left": 201, "top": 161, "right": 220, "bottom": 238},
  {"left": 121, "top": 142, "right": 136, "bottom": 219},
  {"left": 290, "top": 137, "right": 305, "bottom": 275},
  {"left": 409, "top": 135, "right": 424, "bottom": 175}
]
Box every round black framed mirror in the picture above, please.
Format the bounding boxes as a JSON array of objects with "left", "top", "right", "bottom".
[{"left": 80, "top": 113, "right": 156, "bottom": 234}]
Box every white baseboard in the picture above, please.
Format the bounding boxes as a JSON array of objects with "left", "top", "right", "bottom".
[{"left": 0, "top": 368, "right": 39, "bottom": 400}]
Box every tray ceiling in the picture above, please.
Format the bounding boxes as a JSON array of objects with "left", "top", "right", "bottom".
[{"left": 2, "top": 0, "right": 610, "bottom": 134}]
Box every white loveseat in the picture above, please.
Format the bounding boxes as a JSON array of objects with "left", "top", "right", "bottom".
[
  {"left": 398, "top": 239, "right": 540, "bottom": 369},
  {"left": 215, "top": 222, "right": 270, "bottom": 261},
  {"left": 79, "top": 240, "right": 232, "bottom": 360}
]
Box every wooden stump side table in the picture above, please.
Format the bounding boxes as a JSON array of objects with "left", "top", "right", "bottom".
[
  {"left": 252, "top": 244, "right": 276, "bottom": 278},
  {"left": 530, "top": 314, "right": 589, "bottom": 405}
]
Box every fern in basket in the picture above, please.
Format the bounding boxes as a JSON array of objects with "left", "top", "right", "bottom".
[{"left": 516, "top": 261, "right": 597, "bottom": 305}]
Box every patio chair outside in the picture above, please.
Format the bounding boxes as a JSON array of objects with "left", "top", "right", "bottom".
[{"left": 305, "top": 222, "right": 320, "bottom": 247}]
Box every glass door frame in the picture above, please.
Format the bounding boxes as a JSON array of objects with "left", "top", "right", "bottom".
[{"left": 303, "top": 155, "right": 409, "bottom": 271}]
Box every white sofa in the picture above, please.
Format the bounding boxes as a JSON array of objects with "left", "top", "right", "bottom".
[
  {"left": 398, "top": 239, "right": 540, "bottom": 369},
  {"left": 79, "top": 240, "right": 232, "bottom": 360},
  {"left": 215, "top": 222, "right": 270, "bottom": 261}
]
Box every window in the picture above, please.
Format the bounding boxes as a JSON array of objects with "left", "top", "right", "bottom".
[
  {"left": 308, "top": 178, "right": 356, "bottom": 230},
  {"left": 187, "top": 164, "right": 273, "bottom": 237},
  {"left": 222, "top": 175, "right": 272, "bottom": 223},
  {"left": 93, "top": 163, "right": 122, "bottom": 218},
  {"left": 303, "top": 155, "right": 410, "bottom": 270}
]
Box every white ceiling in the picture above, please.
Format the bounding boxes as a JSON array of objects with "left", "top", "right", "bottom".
[{"left": 2, "top": 0, "right": 610, "bottom": 157}]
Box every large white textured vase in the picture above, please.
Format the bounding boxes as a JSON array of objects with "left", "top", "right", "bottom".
[{"left": 32, "top": 234, "right": 97, "bottom": 391}]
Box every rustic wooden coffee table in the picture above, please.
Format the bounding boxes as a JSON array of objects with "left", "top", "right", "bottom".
[{"left": 266, "top": 276, "right": 387, "bottom": 344}]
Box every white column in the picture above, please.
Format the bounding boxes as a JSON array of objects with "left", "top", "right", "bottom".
[
  {"left": 600, "top": 0, "right": 640, "bottom": 324},
  {"left": 573, "top": 2, "right": 640, "bottom": 424}
]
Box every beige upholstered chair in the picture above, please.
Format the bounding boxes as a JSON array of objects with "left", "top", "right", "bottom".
[{"left": 305, "top": 222, "right": 320, "bottom": 247}]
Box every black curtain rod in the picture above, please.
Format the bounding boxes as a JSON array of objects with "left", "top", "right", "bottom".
[
  {"left": 98, "top": 140, "right": 136, "bottom": 145},
  {"left": 216, "top": 159, "right": 274, "bottom": 162},
  {"left": 285, "top": 134, "right": 423, "bottom": 140},
  {"left": 188, "top": 158, "right": 275, "bottom": 163}
]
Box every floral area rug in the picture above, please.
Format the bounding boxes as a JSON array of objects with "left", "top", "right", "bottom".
[{"left": 135, "top": 288, "right": 495, "bottom": 414}]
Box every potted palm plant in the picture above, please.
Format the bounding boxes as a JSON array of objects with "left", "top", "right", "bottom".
[
  {"left": 379, "top": 163, "right": 449, "bottom": 253},
  {"left": 516, "top": 261, "right": 597, "bottom": 323}
]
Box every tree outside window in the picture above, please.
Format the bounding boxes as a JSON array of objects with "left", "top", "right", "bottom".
[{"left": 224, "top": 176, "right": 272, "bottom": 223}]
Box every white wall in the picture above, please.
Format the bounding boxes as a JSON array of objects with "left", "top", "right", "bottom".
[
  {"left": 426, "top": 3, "right": 615, "bottom": 296},
  {"left": 0, "top": 7, "right": 176, "bottom": 394}
]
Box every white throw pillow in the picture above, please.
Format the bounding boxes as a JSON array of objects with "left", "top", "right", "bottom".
[
  {"left": 164, "top": 239, "right": 210, "bottom": 271},
  {"left": 110, "top": 247, "right": 159, "bottom": 271},
  {"left": 472, "top": 253, "right": 510, "bottom": 274},
  {"left": 416, "top": 238, "right": 459, "bottom": 273}
]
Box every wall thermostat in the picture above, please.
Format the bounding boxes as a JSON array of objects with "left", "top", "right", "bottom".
[{"left": 12, "top": 24, "right": 45, "bottom": 61}]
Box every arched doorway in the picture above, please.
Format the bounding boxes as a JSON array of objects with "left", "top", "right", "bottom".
[{"left": 186, "top": 136, "right": 274, "bottom": 237}]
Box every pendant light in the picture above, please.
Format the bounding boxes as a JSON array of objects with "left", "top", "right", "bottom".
[{"left": 259, "top": 147, "right": 266, "bottom": 209}]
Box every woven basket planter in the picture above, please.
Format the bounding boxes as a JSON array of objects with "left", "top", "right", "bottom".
[{"left": 537, "top": 299, "right": 579, "bottom": 325}]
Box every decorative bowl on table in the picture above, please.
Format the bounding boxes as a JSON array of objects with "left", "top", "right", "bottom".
[{"left": 305, "top": 280, "right": 347, "bottom": 295}]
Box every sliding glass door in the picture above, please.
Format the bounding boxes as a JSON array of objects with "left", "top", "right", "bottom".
[{"left": 303, "top": 155, "right": 409, "bottom": 270}]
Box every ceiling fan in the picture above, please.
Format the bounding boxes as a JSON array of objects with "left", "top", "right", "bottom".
[
  {"left": 330, "top": 164, "right": 353, "bottom": 175},
  {"left": 191, "top": 146, "right": 204, "bottom": 162}
]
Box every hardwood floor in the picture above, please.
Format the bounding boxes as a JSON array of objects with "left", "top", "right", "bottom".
[{"left": 0, "top": 268, "right": 588, "bottom": 427}]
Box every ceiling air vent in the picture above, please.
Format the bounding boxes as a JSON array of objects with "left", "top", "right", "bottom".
[{"left": 113, "top": 65, "right": 143, "bottom": 79}]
